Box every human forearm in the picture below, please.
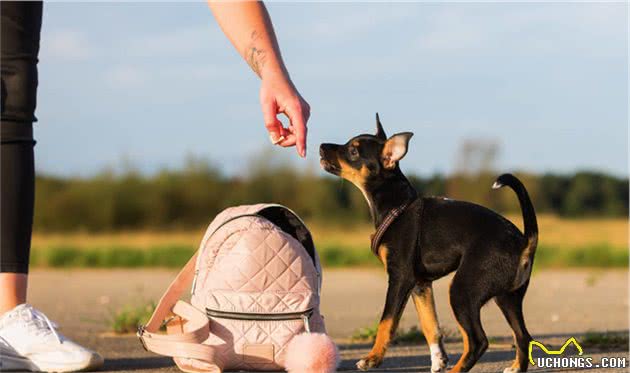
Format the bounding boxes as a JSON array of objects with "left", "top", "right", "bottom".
[
  {"left": 208, "top": 0, "right": 309, "bottom": 157},
  {"left": 208, "top": 1, "right": 289, "bottom": 80}
]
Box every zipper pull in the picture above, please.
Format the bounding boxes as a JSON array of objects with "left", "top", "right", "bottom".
[
  {"left": 302, "top": 314, "right": 311, "bottom": 333},
  {"left": 191, "top": 269, "right": 199, "bottom": 295}
]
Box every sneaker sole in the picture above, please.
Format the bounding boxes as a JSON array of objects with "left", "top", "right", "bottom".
[
  {"left": 0, "top": 352, "right": 104, "bottom": 373},
  {"left": 32, "top": 353, "right": 104, "bottom": 373},
  {"left": 0, "top": 353, "right": 40, "bottom": 372}
]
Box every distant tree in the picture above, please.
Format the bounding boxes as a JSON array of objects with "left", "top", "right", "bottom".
[
  {"left": 448, "top": 138, "right": 501, "bottom": 210},
  {"left": 409, "top": 174, "right": 446, "bottom": 197},
  {"left": 31, "top": 162, "right": 628, "bottom": 232},
  {"left": 562, "top": 172, "right": 628, "bottom": 217},
  {"left": 538, "top": 173, "right": 570, "bottom": 213}
]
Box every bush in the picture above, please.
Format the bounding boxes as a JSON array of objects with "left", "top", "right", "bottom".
[
  {"left": 33, "top": 162, "right": 628, "bottom": 233},
  {"left": 110, "top": 302, "right": 157, "bottom": 334}
]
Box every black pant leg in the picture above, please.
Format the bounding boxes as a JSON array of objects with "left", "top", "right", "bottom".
[{"left": 1, "top": 1, "right": 42, "bottom": 274}]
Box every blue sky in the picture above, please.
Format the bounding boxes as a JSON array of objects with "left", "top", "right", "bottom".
[{"left": 36, "top": 2, "right": 628, "bottom": 177}]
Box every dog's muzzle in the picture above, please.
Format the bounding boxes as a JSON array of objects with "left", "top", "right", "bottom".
[{"left": 319, "top": 144, "right": 341, "bottom": 175}]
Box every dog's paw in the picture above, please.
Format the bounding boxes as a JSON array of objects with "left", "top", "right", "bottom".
[
  {"left": 356, "top": 355, "right": 383, "bottom": 371},
  {"left": 430, "top": 344, "right": 448, "bottom": 373},
  {"left": 431, "top": 357, "right": 448, "bottom": 373},
  {"left": 503, "top": 367, "right": 521, "bottom": 373}
]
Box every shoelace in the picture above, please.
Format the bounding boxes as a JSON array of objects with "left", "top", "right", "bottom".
[{"left": 21, "top": 305, "right": 62, "bottom": 344}]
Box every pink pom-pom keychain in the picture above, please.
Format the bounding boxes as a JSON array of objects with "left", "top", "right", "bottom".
[{"left": 285, "top": 332, "right": 339, "bottom": 373}]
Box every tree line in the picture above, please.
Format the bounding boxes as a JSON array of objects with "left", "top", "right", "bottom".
[{"left": 34, "top": 160, "right": 628, "bottom": 232}]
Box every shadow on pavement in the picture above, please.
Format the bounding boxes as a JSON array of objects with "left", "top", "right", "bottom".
[
  {"left": 338, "top": 349, "right": 517, "bottom": 372},
  {"left": 96, "top": 330, "right": 628, "bottom": 372},
  {"left": 103, "top": 357, "right": 174, "bottom": 371},
  {"left": 337, "top": 330, "right": 629, "bottom": 354}
]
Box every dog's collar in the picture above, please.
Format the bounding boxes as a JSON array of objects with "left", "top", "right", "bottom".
[{"left": 370, "top": 202, "right": 411, "bottom": 257}]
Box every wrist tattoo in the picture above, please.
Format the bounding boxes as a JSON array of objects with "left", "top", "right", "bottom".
[{"left": 246, "top": 31, "right": 267, "bottom": 77}]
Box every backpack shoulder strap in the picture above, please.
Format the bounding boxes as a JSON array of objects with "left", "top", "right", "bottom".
[{"left": 138, "top": 253, "right": 223, "bottom": 372}]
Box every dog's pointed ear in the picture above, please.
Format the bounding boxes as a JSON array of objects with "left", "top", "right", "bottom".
[
  {"left": 375, "top": 112, "right": 387, "bottom": 140},
  {"left": 382, "top": 132, "right": 413, "bottom": 169}
]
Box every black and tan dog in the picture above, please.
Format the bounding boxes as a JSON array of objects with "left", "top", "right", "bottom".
[{"left": 319, "top": 114, "right": 538, "bottom": 373}]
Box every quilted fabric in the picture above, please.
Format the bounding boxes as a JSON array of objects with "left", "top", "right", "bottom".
[{"left": 189, "top": 204, "right": 325, "bottom": 371}]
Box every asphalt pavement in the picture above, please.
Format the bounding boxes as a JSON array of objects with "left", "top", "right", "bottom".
[{"left": 27, "top": 268, "right": 629, "bottom": 372}]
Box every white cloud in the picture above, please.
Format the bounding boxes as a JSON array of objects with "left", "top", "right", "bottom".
[
  {"left": 103, "top": 65, "right": 148, "bottom": 88},
  {"left": 418, "top": 19, "right": 487, "bottom": 51},
  {"left": 102, "top": 62, "right": 244, "bottom": 91},
  {"left": 40, "top": 30, "right": 92, "bottom": 61},
  {"left": 123, "top": 25, "right": 219, "bottom": 58},
  {"left": 281, "top": 5, "right": 412, "bottom": 43},
  {"left": 415, "top": 4, "right": 626, "bottom": 54},
  {"left": 310, "top": 10, "right": 406, "bottom": 39}
]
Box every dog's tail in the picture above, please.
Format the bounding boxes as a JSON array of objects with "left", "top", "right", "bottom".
[
  {"left": 492, "top": 173, "right": 538, "bottom": 289},
  {"left": 492, "top": 173, "right": 538, "bottom": 241}
]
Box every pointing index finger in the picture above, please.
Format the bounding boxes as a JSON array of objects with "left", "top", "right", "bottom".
[{"left": 286, "top": 107, "right": 307, "bottom": 158}]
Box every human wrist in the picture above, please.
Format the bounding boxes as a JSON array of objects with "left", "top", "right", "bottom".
[{"left": 259, "top": 60, "right": 290, "bottom": 82}]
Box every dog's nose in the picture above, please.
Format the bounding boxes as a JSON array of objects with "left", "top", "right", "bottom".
[
  {"left": 319, "top": 143, "right": 335, "bottom": 157},
  {"left": 319, "top": 144, "right": 327, "bottom": 157}
]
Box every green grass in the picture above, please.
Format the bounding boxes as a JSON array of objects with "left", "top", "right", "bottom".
[
  {"left": 351, "top": 324, "right": 426, "bottom": 345},
  {"left": 582, "top": 331, "right": 629, "bottom": 349},
  {"left": 31, "top": 245, "right": 195, "bottom": 268},
  {"left": 393, "top": 326, "right": 425, "bottom": 345},
  {"left": 318, "top": 245, "right": 380, "bottom": 267},
  {"left": 30, "top": 243, "right": 627, "bottom": 269},
  {"left": 535, "top": 244, "right": 628, "bottom": 268},
  {"left": 110, "top": 302, "right": 158, "bottom": 334},
  {"left": 487, "top": 336, "right": 502, "bottom": 344},
  {"left": 351, "top": 323, "right": 380, "bottom": 342}
]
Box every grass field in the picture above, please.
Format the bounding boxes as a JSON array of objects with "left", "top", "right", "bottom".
[{"left": 30, "top": 214, "right": 628, "bottom": 268}]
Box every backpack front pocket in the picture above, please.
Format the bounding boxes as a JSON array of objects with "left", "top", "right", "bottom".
[{"left": 205, "top": 308, "right": 314, "bottom": 370}]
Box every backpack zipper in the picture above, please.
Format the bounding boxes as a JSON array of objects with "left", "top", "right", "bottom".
[
  {"left": 206, "top": 308, "right": 313, "bottom": 332},
  {"left": 191, "top": 269, "right": 199, "bottom": 295}
]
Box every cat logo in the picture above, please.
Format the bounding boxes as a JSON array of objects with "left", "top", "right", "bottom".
[{"left": 529, "top": 337, "right": 584, "bottom": 366}]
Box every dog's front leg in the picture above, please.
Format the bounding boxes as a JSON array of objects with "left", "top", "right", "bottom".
[
  {"left": 412, "top": 283, "right": 448, "bottom": 373},
  {"left": 357, "top": 276, "right": 415, "bottom": 371}
]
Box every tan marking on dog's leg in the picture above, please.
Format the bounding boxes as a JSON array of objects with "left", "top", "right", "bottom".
[
  {"left": 357, "top": 318, "right": 395, "bottom": 370},
  {"left": 413, "top": 286, "right": 447, "bottom": 372},
  {"left": 370, "top": 318, "right": 394, "bottom": 356},
  {"left": 504, "top": 332, "right": 525, "bottom": 373},
  {"left": 448, "top": 277, "right": 472, "bottom": 373},
  {"left": 512, "top": 331, "right": 522, "bottom": 368},
  {"left": 412, "top": 286, "right": 441, "bottom": 344},
  {"left": 377, "top": 244, "right": 388, "bottom": 271},
  {"left": 449, "top": 323, "right": 470, "bottom": 373}
]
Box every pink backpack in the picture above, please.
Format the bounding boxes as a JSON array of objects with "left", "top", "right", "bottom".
[{"left": 138, "top": 204, "right": 337, "bottom": 373}]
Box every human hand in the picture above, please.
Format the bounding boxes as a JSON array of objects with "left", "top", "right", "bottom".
[{"left": 260, "top": 72, "right": 310, "bottom": 158}]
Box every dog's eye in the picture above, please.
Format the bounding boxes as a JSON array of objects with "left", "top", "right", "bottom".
[{"left": 348, "top": 147, "right": 359, "bottom": 160}]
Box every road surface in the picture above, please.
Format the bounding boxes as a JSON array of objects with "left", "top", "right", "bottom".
[{"left": 27, "top": 268, "right": 629, "bottom": 372}]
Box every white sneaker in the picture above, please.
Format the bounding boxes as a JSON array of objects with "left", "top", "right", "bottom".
[{"left": 0, "top": 304, "right": 103, "bottom": 372}]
